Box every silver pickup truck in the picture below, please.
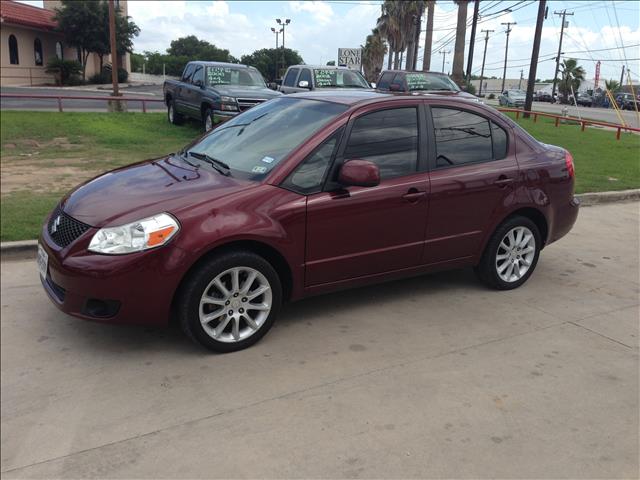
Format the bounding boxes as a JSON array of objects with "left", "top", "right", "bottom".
[
  {"left": 279, "top": 65, "right": 371, "bottom": 94},
  {"left": 164, "top": 61, "right": 281, "bottom": 131}
]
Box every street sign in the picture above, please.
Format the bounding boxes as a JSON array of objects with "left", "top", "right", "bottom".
[{"left": 338, "top": 48, "right": 362, "bottom": 71}]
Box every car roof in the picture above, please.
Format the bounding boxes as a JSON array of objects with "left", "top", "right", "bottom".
[
  {"left": 286, "top": 89, "right": 481, "bottom": 107},
  {"left": 188, "top": 61, "right": 254, "bottom": 69},
  {"left": 287, "top": 65, "right": 359, "bottom": 71},
  {"left": 380, "top": 70, "right": 449, "bottom": 76}
]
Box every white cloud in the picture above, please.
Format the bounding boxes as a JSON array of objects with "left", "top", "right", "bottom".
[{"left": 289, "top": 1, "right": 333, "bottom": 26}]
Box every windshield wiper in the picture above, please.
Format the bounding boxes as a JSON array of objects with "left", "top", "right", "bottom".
[{"left": 187, "top": 151, "right": 231, "bottom": 176}]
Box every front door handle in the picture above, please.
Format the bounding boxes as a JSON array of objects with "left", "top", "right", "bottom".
[
  {"left": 494, "top": 175, "right": 514, "bottom": 187},
  {"left": 402, "top": 188, "right": 427, "bottom": 202}
]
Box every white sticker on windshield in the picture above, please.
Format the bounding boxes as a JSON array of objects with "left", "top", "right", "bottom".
[
  {"left": 261, "top": 156, "right": 275, "bottom": 164},
  {"left": 252, "top": 165, "right": 267, "bottom": 174}
]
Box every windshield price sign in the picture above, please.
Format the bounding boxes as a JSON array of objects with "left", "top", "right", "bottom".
[
  {"left": 207, "top": 67, "right": 232, "bottom": 85},
  {"left": 338, "top": 48, "right": 362, "bottom": 71}
]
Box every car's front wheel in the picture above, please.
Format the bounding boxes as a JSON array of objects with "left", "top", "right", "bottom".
[
  {"left": 476, "top": 216, "right": 541, "bottom": 290},
  {"left": 168, "top": 101, "right": 183, "bottom": 125},
  {"left": 177, "top": 250, "right": 282, "bottom": 353},
  {"left": 203, "top": 107, "right": 214, "bottom": 132}
]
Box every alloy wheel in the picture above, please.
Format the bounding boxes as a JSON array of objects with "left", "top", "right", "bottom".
[
  {"left": 199, "top": 266, "right": 272, "bottom": 343},
  {"left": 205, "top": 114, "right": 213, "bottom": 131},
  {"left": 168, "top": 104, "right": 174, "bottom": 122},
  {"left": 495, "top": 226, "right": 536, "bottom": 283}
]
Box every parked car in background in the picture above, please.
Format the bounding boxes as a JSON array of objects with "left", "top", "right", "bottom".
[
  {"left": 279, "top": 65, "right": 370, "bottom": 94},
  {"left": 536, "top": 92, "right": 553, "bottom": 102},
  {"left": 375, "top": 70, "right": 481, "bottom": 103},
  {"left": 615, "top": 92, "right": 640, "bottom": 111},
  {"left": 164, "top": 61, "right": 281, "bottom": 131},
  {"left": 38, "top": 91, "right": 578, "bottom": 352},
  {"left": 498, "top": 90, "right": 526, "bottom": 107},
  {"left": 575, "top": 92, "right": 593, "bottom": 107}
]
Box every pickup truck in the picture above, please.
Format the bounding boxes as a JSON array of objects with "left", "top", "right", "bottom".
[
  {"left": 279, "top": 65, "right": 371, "bottom": 94},
  {"left": 164, "top": 61, "right": 281, "bottom": 131}
]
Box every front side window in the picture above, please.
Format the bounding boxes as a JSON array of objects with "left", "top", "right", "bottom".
[
  {"left": 313, "top": 69, "right": 369, "bottom": 89},
  {"left": 181, "top": 64, "right": 195, "bottom": 82},
  {"left": 9, "top": 35, "right": 19, "bottom": 65},
  {"left": 191, "top": 66, "right": 204, "bottom": 85},
  {"left": 187, "top": 98, "right": 347, "bottom": 181},
  {"left": 205, "top": 66, "right": 266, "bottom": 87},
  {"left": 432, "top": 107, "right": 510, "bottom": 167},
  {"left": 298, "top": 68, "right": 312, "bottom": 86},
  {"left": 283, "top": 68, "right": 299, "bottom": 87},
  {"left": 377, "top": 72, "right": 393, "bottom": 90},
  {"left": 282, "top": 128, "right": 343, "bottom": 194},
  {"left": 344, "top": 107, "right": 418, "bottom": 179},
  {"left": 34, "top": 38, "right": 43, "bottom": 66}
]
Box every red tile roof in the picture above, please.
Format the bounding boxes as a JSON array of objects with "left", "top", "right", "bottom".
[{"left": 0, "top": 0, "right": 58, "bottom": 31}]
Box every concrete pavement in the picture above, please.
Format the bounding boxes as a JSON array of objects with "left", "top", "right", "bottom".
[{"left": 1, "top": 202, "right": 638, "bottom": 478}]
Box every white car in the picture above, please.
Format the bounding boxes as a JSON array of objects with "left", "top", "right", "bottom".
[{"left": 498, "top": 90, "right": 526, "bottom": 108}]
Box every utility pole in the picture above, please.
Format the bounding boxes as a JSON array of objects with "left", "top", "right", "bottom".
[
  {"left": 422, "top": 1, "right": 434, "bottom": 71},
  {"left": 478, "top": 29, "right": 493, "bottom": 97},
  {"left": 500, "top": 22, "right": 517, "bottom": 93},
  {"left": 619, "top": 65, "right": 626, "bottom": 87},
  {"left": 271, "top": 26, "right": 282, "bottom": 81},
  {"left": 519, "top": 69, "right": 523, "bottom": 89},
  {"left": 551, "top": 9, "right": 574, "bottom": 99},
  {"left": 524, "top": 1, "right": 546, "bottom": 117},
  {"left": 276, "top": 18, "right": 290, "bottom": 79},
  {"left": 108, "top": 0, "right": 119, "bottom": 98},
  {"left": 440, "top": 50, "right": 450, "bottom": 73},
  {"left": 465, "top": 0, "right": 480, "bottom": 84}
]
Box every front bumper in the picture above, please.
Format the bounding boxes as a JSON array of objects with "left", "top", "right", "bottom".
[
  {"left": 212, "top": 110, "right": 237, "bottom": 125},
  {"left": 38, "top": 217, "right": 190, "bottom": 327}
]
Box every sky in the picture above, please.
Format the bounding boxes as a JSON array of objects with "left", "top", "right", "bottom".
[{"left": 19, "top": 0, "right": 640, "bottom": 82}]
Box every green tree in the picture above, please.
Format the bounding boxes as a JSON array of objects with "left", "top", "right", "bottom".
[
  {"left": 54, "top": 0, "right": 139, "bottom": 79},
  {"left": 605, "top": 79, "right": 620, "bottom": 93},
  {"left": 240, "top": 48, "right": 304, "bottom": 82},
  {"left": 45, "top": 58, "right": 82, "bottom": 85},
  {"left": 558, "top": 58, "right": 585, "bottom": 103},
  {"left": 326, "top": 60, "right": 336, "bottom": 66},
  {"left": 362, "top": 28, "right": 387, "bottom": 82},
  {"left": 167, "top": 35, "right": 231, "bottom": 61}
]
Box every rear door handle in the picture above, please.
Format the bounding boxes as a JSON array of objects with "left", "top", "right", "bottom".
[
  {"left": 402, "top": 188, "right": 427, "bottom": 202},
  {"left": 494, "top": 175, "right": 514, "bottom": 187}
]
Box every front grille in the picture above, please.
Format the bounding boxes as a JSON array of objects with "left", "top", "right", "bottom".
[
  {"left": 47, "top": 206, "right": 91, "bottom": 248},
  {"left": 237, "top": 98, "right": 267, "bottom": 112}
]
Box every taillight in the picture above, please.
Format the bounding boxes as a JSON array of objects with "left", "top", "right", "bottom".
[{"left": 565, "top": 150, "right": 575, "bottom": 178}]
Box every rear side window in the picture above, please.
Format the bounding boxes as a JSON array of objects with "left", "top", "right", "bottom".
[
  {"left": 182, "top": 64, "right": 195, "bottom": 82},
  {"left": 344, "top": 107, "right": 418, "bottom": 179},
  {"left": 283, "top": 68, "right": 300, "bottom": 87},
  {"left": 432, "top": 107, "right": 510, "bottom": 167},
  {"left": 191, "top": 66, "right": 204, "bottom": 85},
  {"left": 377, "top": 72, "right": 394, "bottom": 90},
  {"left": 391, "top": 73, "right": 405, "bottom": 90}
]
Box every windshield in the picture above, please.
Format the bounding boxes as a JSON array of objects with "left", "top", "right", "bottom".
[
  {"left": 405, "top": 72, "right": 460, "bottom": 92},
  {"left": 313, "top": 69, "right": 369, "bottom": 88},
  {"left": 187, "top": 97, "right": 347, "bottom": 180},
  {"left": 205, "top": 66, "right": 266, "bottom": 87},
  {"left": 508, "top": 90, "right": 526, "bottom": 97}
]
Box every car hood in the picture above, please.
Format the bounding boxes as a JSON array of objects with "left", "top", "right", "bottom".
[
  {"left": 61, "top": 156, "right": 256, "bottom": 227},
  {"left": 209, "top": 85, "right": 281, "bottom": 99}
]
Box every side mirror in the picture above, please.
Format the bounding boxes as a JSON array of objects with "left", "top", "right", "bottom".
[
  {"left": 194, "top": 79, "right": 204, "bottom": 88},
  {"left": 370, "top": 82, "right": 377, "bottom": 89},
  {"left": 338, "top": 159, "right": 380, "bottom": 188},
  {"left": 389, "top": 83, "right": 403, "bottom": 92},
  {"left": 298, "top": 80, "right": 310, "bottom": 89},
  {"left": 460, "top": 84, "right": 468, "bottom": 91}
]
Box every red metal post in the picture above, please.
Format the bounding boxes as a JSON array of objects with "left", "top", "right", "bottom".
[
  {"left": 142, "top": 100, "right": 147, "bottom": 113},
  {"left": 581, "top": 121, "right": 585, "bottom": 131},
  {"left": 555, "top": 116, "right": 559, "bottom": 127},
  {"left": 534, "top": 113, "right": 538, "bottom": 123},
  {"left": 616, "top": 127, "right": 621, "bottom": 140},
  {"left": 57, "top": 97, "right": 63, "bottom": 112},
  {"left": 516, "top": 111, "right": 520, "bottom": 119}
]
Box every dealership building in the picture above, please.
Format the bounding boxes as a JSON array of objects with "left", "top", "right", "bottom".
[{"left": 0, "top": 0, "right": 130, "bottom": 86}]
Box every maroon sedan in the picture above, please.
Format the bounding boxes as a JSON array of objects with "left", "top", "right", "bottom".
[{"left": 38, "top": 91, "right": 579, "bottom": 352}]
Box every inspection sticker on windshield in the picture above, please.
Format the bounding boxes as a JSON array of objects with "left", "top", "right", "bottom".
[
  {"left": 252, "top": 166, "right": 267, "bottom": 174},
  {"left": 261, "top": 156, "right": 275, "bottom": 164}
]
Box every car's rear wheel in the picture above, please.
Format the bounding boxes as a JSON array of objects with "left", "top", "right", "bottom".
[
  {"left": 203, "top": 107, "right": 214, "bottom": 132},
  {"left": 178, "top": 250, "right": 282, "bottom": 353},
  {"left": 476, "top": 216, "right": 541, "bottom": 290},
  {"left": 168, "top": 100, "right": 183, "bottom": 125}
]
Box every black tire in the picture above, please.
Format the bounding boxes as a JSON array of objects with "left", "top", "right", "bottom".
[
  {"left": 203, "top": 107, "right": 214, "bottom": 132},
  {"left": 475, "top": 215, "right": 541, "bottom": 290},
  {"left": 177, "top": 250, "right": 282, "bottom": 353},
  {"left": 168, "top": 100, "right": 183, "bottom": 125}
]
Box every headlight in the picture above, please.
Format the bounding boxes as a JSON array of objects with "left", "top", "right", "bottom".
[
  {"left": 219, "top": 96, "right": 238, "bottom": 111},
  {"left": 88, "top": 213, "right": 179, "bottom": 255}
]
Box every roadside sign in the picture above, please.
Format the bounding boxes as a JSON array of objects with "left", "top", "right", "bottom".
[{"left": 338, "top": 48, "right": 362, "bottom": 71}]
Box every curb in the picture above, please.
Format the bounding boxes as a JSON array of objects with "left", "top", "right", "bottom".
[{"left": 1, "top": 189, "right": 638, "bottom": 260}]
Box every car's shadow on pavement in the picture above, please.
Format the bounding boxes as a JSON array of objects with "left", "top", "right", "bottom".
[{"left": 51, "top": 267, "right": 482, "bottom": 355}]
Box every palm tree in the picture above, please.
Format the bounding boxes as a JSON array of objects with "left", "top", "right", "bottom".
[
  {"left": 377, "top": 1, "right": 399, "bottom": 69},
  {"left": 558, "top": 58, "right": 585, "bottom": 103},
  {"left": 605, "top": 79, "right": 620, "bottom": 93},
  {"left": 403, "top": 1, "right": 425, "bottom": 71},
  {"left": 422, "top": 1, "right": 435, "bottom": 71},
  {"left": 378, "top": 1, "right": 423, "bottom": 70},
  {"left": 451, "top": 0, "right": 468, "bottom": 84},
  {"left": 362, "top": 28, "right": 387, "bottom": 82}
]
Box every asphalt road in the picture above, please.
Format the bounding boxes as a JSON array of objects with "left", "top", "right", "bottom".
[
  {"left": 1, "top": 201, "right": 639, "bottom": 479},
  {"left": 0, "top": 86, "right": 165, "bottom": 112}
]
